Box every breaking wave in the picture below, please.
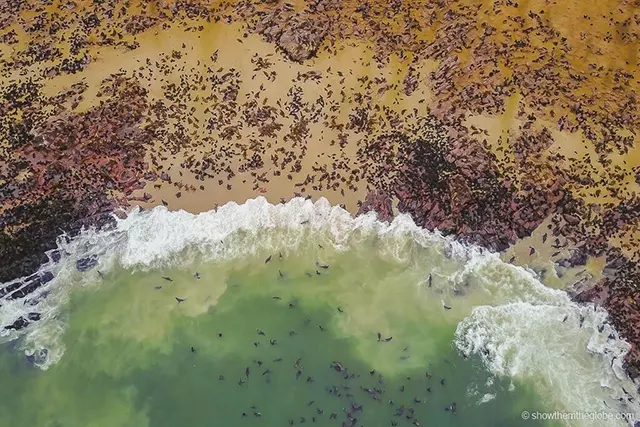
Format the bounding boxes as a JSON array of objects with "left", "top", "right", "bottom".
[{"left": 0, "top": 196, "right": 638, "bottom": 426}]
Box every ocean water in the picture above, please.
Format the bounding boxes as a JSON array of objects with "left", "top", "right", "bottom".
[{"left": 0, "top": 197, "right": 637, "bottom": 427}]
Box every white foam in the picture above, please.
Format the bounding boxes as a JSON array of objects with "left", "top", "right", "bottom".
[
  {"left": 0, "top": 196, "right": 638, "bottom": 426},
  {"left": 478, "top": 393, "right": 496, "bottom": 404}
]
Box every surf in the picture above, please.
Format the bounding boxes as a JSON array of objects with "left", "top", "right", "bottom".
[{"left": 0, "top": 196, "right": 637, "bottom": 426}]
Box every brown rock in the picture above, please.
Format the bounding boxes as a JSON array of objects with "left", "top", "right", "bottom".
[
  {"left": 357, "top": 190, "right": 393, "bottom": 222},
  {"left": 277, "top": 15, "right": 330, "bottom": 62}
]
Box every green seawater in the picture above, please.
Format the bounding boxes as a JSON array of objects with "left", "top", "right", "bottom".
[{"left": 0, "top": 241, "right": 560, "bottom": 427}]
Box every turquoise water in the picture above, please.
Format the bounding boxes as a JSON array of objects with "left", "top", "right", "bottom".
[{"left": 0, "top": 199, "right": 636, "bottom": 427}]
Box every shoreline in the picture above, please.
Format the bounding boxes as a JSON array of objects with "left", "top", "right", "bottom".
[{"left": 1, "top": 0, "right": 639, "bottom": 382}]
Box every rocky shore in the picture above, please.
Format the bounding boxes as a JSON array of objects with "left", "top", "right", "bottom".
[{"left": 1, "top": 0, "right": 639, "bottom": 380}]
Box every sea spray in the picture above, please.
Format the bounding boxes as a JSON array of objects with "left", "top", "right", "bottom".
[{"left": 0, "top": 196, "right": 637, "bottom": 426}]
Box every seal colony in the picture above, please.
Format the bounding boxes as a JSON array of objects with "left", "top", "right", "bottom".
[{"left": 0, "top": 0, "right": 639, "bottom": 381}]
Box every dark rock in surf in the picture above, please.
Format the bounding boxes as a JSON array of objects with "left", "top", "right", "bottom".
[
  {"left": 5, "top": 316, "right": 27, "bottom": 331},
  {"left": 1, "top": 270, "right": 54, "bottom": 300},
  {"left": 76, "top": 255, "right": 98, "bottom": 272},
  {"left": 7, "top": 311, "right": 42, "bottom": 330}
]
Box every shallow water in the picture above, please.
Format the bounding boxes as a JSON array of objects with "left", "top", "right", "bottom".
[
  {"left": 0, "top": 198, "right": 637, "bottom": 427},
  {"left": 0, "top": 254, "right": 552, "bottom": 427}
]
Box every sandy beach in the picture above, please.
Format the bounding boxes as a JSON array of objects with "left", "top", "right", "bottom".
[{"left": 1, "top": 0, "right": 639, "bottom": 374}]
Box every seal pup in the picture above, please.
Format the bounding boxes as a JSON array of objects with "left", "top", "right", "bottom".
[{"left": 162, "top": 276, "right": 173, "bottom": 281}]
